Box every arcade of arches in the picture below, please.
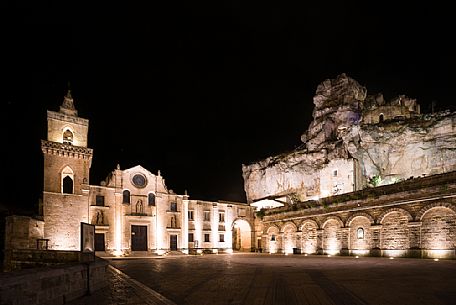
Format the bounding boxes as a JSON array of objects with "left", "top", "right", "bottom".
[{"left": 259, "top": 199, "right": 456, "bottom": 259}]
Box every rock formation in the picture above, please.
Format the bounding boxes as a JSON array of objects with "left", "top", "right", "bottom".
[{"left": 242, "top": 73, "right": 456, "bottom": 203}]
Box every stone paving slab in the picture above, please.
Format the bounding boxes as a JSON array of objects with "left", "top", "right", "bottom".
[
  {"left": 67, "top": 265, "right": 175, "bottom": 305},
  {"left": 108, "top": 253, "right": 456, "bottom": 305}
]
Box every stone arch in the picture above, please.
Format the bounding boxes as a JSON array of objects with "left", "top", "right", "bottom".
[
  {"left": 300, "top": 219, "right": 319, "bottom": 254},
  {"left": 417, "top": 202, "right": 456, "bottom": 221},
  {"left": 231, "top": 218, "right": 253, "bottom": 252},
  {"left": 419, "top": 205, "right": 456, "bottom": 250},
  {"left": 379, "top": 208, "right": 411, "bottom": 250},
  {"left": 347, "top": 213, "right": 373, "bottom": 252},
  {"left": 299, "top": 219, "right": 320, "bottom": 231},
  {"left": 265, "top": 224, "right": 280, "bottom": 234},
  {"left": 281, "top": 222, "right": 298, "bottom": 254},
  {"left": 280, "top": 221, "right": 298, "bottom": 233},
  {"left": 322, "top": 216, "right": 344, "bottom": 228},
  {"left": 265, "top": 224, "right": 280, "bottom": 254},
  {"left": 322, "top": 216, "right": 344, "bottom": 254},
  {"left": 62, "top": 127, "right": 74, "bottom": 145},
  {"left": 346, "top": 212, "right": 375, "bottom": 227},
  {"left": 377, "top": 207, "right": 413, "bottom": 225},
  {"left": 61, "top": 165, "right": 74, "bottom": 194}
]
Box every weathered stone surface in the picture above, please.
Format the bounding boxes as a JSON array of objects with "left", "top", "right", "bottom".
[{"left": 243, "top": 73, "right": 456, "bottom": 203}]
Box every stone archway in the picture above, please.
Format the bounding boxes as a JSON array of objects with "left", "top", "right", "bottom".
[{"left": 232, "top": 219, "right": 252, "bottom": 252}]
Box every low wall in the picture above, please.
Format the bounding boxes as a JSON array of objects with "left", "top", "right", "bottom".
[{"left": 0, "top": 259, "right": 108, "bottom": 305}]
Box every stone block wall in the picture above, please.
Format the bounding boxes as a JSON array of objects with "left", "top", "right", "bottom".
[
  {"left": 43, "top": 192, "right": 89, "bottom": 250},
  {"left": 0, "top": 259, "right": 107, "bottom": 305},
  {"left": 4, "top": 216, "right": 44, "bottom": 251}
]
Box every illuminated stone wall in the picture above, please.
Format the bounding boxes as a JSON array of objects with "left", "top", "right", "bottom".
[
  {"left": 47, "top": 111, "right": 89, "bottom": 147},
  {"left": 259, "top": 172, "right": 456, "bottom": 258},
  {"left": 42, "top": 152, "right": 91, "bottom": 194},
  {"left": 43, "top": 192, "right": 89, "bottom": 250}
]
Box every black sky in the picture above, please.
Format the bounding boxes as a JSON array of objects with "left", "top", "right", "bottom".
[{"left": 1, "top": 2, "right": 455, "bottom": 214}]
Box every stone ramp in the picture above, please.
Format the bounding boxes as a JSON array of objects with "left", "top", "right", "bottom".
[{"left": 67, "top": 264, "right": 176, "bottom": 305}]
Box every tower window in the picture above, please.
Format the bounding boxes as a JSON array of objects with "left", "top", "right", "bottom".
[
  {"left": 63, "top": 176, "right": 73, "bottom": 194},
  {"left": 122, "top": 190, "right": 130, "bottom": 204},
  {"left": 148, "top": 193, "right": 156, "bottom": 206},
  {"left": 63, "top": 129, "right": 73, "bottom": 145}
]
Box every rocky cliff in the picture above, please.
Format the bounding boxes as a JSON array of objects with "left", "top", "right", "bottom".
[{"left": 242, "top": 74, "right": 456, "bottom": 203}]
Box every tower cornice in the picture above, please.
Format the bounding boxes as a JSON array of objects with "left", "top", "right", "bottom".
[
  {"left": 41, "top": 140, "right": 93, "bottom": 160},
  {"left": 47, "top": 110, "right": 89, "bottom": 126}
]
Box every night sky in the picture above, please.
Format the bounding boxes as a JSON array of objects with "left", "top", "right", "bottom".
[{"left": 1, "top": 3, "right": 454, "bottom": 214}]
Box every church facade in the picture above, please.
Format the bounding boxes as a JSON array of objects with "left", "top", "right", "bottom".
[{"left": 40, "top": 92, "right": 255, "bottom": 255}]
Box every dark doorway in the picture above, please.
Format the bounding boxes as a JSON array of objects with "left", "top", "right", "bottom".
[
  {"left": 131, "top": 225, "right": 148, "bottom": 251},
  {"left": 95, "top": 233, "right": 105, "bottom": 251},
  {"left": 170, "top": 234, "right": 178, "bottom": 251}
]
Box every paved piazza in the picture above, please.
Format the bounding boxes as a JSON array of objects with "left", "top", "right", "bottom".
[{"left": 108, "top": 253, "right": 456, "bottom": 305}]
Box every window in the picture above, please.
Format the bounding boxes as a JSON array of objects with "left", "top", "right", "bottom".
[
  {"left": 219, "top": 234, "right": 225, "bottom": 242},
  {"left": 219, "top": 212, "right": 225, "bottom": 222},
  {"left": 271, "top": 234, "right": 276, "bottom": 242},
  {"left": 122, "top": 190, "right": 130, "bottom": 204},
  {"left": 204, "top": 211, "right": 210, "bottom": 221},
  {"left": 357, "top": 228, "right": 364, "bottom": 239},
  {"left": 188, "top": 233, "right": 194, "bottom": 242},
  {"left": 188, "top": 210, "right": 194, "bottom": 220},
  {"left": 204, "top": 234, "right": 210, "bottom": 242},
  {"left": 63, "top": 129, "right": 73, "bottom": 145},
  {"left": 95, "top": 195, "right": 105, "bottom": 206},
  {"left": 170, "top": 202, "right": 177, "bottom": 212},
  {"left": 62, "top": 166, "right": 74, "bottom": 194},
  {"left": 63, "top": 176, "right": 73, "bottom": 194},
  {"left": 379, "top": 114, "right": 384, "bottom": 123},
  {"left": 333, "top": 169, "right": 338, "bottom": 177},
  {"left": 148, "top": 193, "right": 156, "bottom": 206}
]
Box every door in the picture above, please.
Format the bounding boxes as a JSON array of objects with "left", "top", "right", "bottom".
[
  {"left": 131, "top": 225, "right": 148, "bottom": 251},
  {"left": 95, "top": 233, "right": 105, "bottom": 251},
  {"left": 170, "top": 234, "right": 178, "bottom": 251}
]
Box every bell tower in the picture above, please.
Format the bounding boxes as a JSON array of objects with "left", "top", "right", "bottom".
[{"left": 41, "top": 90, "right": 93, "bottom": 250}]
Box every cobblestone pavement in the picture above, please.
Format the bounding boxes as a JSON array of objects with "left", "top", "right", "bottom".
[
  {"left": 67, "top": 264, "right": 175, "bottom": 305},
  {"left": 107, "top": 253, "right": 456, "bottom": 305}
]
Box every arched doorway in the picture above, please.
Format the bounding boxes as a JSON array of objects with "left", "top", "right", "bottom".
[{"left": 232, "top": 219, "right": 252, "bottom": 252}]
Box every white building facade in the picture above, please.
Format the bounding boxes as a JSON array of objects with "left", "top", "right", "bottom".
[{"left": 41, "top": 92, "right": 255, "bottom": 255}]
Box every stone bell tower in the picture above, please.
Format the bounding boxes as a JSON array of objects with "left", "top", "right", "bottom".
[{"left": 41, "top": 90, "right": 93, "bottom": 250}]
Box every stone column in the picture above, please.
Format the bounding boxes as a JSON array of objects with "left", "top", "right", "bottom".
[
  {"left": 340, "top": 227, "right": 350, "bottom": 255},
  {"left": 317, "top": 229, "right": 324, "bottom": 255},
  {"left": 181, "top": 197, "right": 189, "bottom": 254},
  {"left": 370, "top": 225, "right": 382, "bottom": 256},
  {"left": 408, "top": 221, "right": 422, "bottom": 258}
]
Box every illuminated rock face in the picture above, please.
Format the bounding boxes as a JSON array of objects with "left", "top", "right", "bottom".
[{"left": 243, "top": 73, "right": 456, "bottom": 203}]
